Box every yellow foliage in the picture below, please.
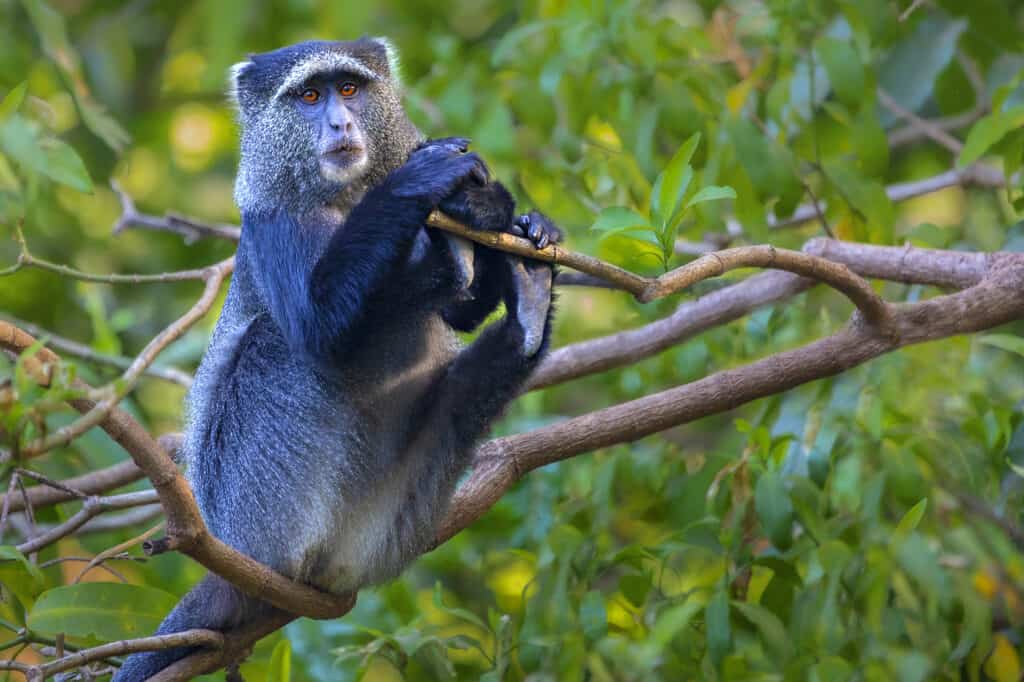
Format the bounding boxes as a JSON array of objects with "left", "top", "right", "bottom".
[{"left": 984, "top": 635, "right": 1022, "bottom": 682}]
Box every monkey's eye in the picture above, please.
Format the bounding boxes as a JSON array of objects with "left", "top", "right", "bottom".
[
  {"left": 300, "top": 88, "right": 321, "bottom": 104},
  {"left": 339, "top": 82, "right": 358, "bottom": 98}
]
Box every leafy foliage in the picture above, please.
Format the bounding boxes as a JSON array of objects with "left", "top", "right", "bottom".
[{"left": 1, "top": 1, "right": 1024, "bottom": 681}]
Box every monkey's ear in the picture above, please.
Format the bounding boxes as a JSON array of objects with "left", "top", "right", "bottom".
[
  {"left": 370, "top": 36, "right": 402, "bottom": 87},
  {"left": 227, "top": 59, "right": 254, "bottom": 109}
]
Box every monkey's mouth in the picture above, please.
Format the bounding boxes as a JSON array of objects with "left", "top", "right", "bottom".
[
  {"left": 320, "top": 145, "right": 368, "bottom": 182},
  {"left": 322, "top": 145, "right": 366, "bottom": 166}
]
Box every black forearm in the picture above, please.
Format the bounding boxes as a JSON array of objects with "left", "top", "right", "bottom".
[{"left": 307, "top": 187, "right": 428, "bottom": 356}]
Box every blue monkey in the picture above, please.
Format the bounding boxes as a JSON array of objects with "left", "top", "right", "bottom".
[{"left": 114, "top": 38, "right": 559, "bottom": 680}]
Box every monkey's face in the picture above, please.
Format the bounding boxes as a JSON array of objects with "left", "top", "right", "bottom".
[
  {"left": 230, "top": 39, "right": 416, "bottom": 212},
  {"left": 289, "top": 75, "right": 369, "bottom": 185}
]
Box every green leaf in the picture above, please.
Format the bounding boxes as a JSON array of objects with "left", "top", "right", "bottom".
[
  {"left": 817, "top": 38, "right": 865, "bottom": 108},
  {"left": 878, "top": 16, "right": 966, "bottom": 125},
  {"left": 0, "top": 545, "right": 46, "bottom": 610},
  {"left": 733, "top": 601, "right": 794, "bottom": 662},
  {"left": 0, "top": 117, "right": 93, "bottom": 192},
  {"left": 895, "top": 533, "right": 949, "bottom": 598},
  {"left": 685, "top": 185, "right": 737, "bottom": 209},
  {"left": 959, "top": 108, "right": 1024, "bottom": 167},
  {"left": 492, "top": 21, "right": 559, "bottom": 66},
  {"left": 37, "top": 138, "right": 93, "bottom": 192},
  {"left": 619, "top": 573, "right": 651, "bottom": 608},
  {"left": 432, "top": 582, "right": 488, "bottom": 631},
  {"left": 979, "top": 334, "right": 1024, "bottom": 357},
  {"left": 0, "top": 82, "right": 28, "bottom": 122},
  {"left": 726, "top": 117, "right": 802, "bottom": 218},
  {"left": 590, "top": 206, "right": 651, "bottom": 235},
  {"left": 579, "top": 590, "right": 607, "bottom": 640},
  {"left": 649, "top": 600, "right": 701, "bottom": 648},
  {"left": 20, "top": 0, "right": 129, "bottom": 151},
  {"left": 810, "top": 656, "right": 853, "bottom": 682},
  {"left": 28, "top": 583, "right": 178, "bottom": 641},
  {"left": 705, "top": 590, "right": 731, "bottom": 667},
  {"left": 823, "top": 161, "right": 895, "bottom": 243},
  {"left": 755, "top": 471, "right": 795, "bottom": 550},
  {"left": 895, "top": 499, "right": 928, "bottom": 536},
  {"left": 266, "top": 639, "right": 292, "bottom": 682},
  {"left": 652, "top": 132, "right": 700, "bottom": 226},
  {"left": 414, "top": 639, "right": 456, "bottom": 681}
]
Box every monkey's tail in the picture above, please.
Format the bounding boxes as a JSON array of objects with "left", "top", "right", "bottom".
[{"left": 112, "top": 575, "right": 261, "bottom": 681}]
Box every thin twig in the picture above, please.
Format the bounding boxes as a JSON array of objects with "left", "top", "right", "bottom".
[
  {"left": 2, "top": 224, "right": 213, "bottom": 284},
  {"left": 111, "top": 181, "right": 241, "bottom": 244},
  {"left": 73, "top": 522, "right": 164, "bottom": 583},
  {"left": 15, "top": 258, "right": 233, "bottom": 457},
  {"left": 879, "top": 89, "right": 965, "bottom": 155},
  {"left": 16, "top": 490, "right": 159, "bottom": 555},
  {"left": 1, "top": 316, "right": 193, "bottom": 387}
]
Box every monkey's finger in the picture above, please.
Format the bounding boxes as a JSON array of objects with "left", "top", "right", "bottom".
[
  {"left": 527, "top": 221, "right": 543, "bottom": 243},
  {"left": 424, "top": 136, "right": 471, "bottom": 154},
  {"left": 508, "top": 224, "right": 526, "bottom": 237}
]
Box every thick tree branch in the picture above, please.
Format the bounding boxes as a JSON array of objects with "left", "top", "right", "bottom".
[
  {"left": 159, "top": 244, "right": 1024, "bottom": 680},
  {"left": 438, "top": 251, "right": 1024, "bottom": 541}
]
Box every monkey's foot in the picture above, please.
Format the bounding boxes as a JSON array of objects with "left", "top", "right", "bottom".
[
  {"left": 509, "top": 258, "right": 553, "bottom": 357},
  {"left": 509, "top": 211, "right": 562, "bottom": 250}
]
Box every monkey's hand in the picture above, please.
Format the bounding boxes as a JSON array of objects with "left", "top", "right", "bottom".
[
  {"left": 508, "top": 211, "right": 562, "bottom": 250},
  {"left": 388, "top": 137, "right": 488, "bottom": 207},
  {"left": 437, "top": 175, "right": 514, "bottom": 233}
]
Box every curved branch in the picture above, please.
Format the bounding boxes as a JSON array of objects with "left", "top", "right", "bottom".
[
  {"left": 0, "top": 324, "right": 360, "bottom": 621},
  {"left": 639, "top": 245, "right": 891, "bottom": 326},
  {"left": 438, "top": 251, "right": 1024, "bottom": 541},
  {"left": 31, "top": 629, "right": 223, "bottom": 680},
  {"left": 162, "top": 248, "right": 1024, "bottom": 680}
]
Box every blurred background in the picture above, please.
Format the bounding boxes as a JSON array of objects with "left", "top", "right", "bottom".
[{"left": 2, "top": 0, "right": 1024, "bottom": 680}]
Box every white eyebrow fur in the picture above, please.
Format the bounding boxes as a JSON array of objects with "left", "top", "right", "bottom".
[
  {"left": 227, "top": 60, "right": 252, "bottom": 106},
  {"left": 273, "top": 53, "right": 380, "bottom": 100}
]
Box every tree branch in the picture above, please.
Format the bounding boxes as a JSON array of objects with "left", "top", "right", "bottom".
[
  {"left": 0, "top": 324, "right": 356, "bottom": 621},
  {"left": 158, "top": 245, "right": 1024, "bottom": 680}
]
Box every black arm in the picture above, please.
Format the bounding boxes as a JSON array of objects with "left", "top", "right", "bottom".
[{"left": 244, "top": 139, "right": 487, "bottom": 360}]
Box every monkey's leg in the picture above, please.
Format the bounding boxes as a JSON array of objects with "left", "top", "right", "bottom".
[
  {"left": 112, "top": 575, "right": 266, "bottom": 682},
  {"left": 416, "top": 253, "right": 555, "bottom": 454},
  {"left": 441, "top": 210, "right": 561, "bottom": 332}
]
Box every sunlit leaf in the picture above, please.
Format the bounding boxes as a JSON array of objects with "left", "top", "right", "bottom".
[
  {"left": 266, "top": 638, "right": 292, "bottom": 682},
  {"left": 733, "top": 601, "right": 793, "bottom": 662},
  {"left": 0, "top": 82, "right": 28, "bottom": 122},
  {"left": 652, "top": 132, "right": 700, "bottom": 227},
  {"left": 28, "top": 583, "right": 178, "bottom": 641},
  {"left": 0, "top": 545, "right": 46, "bottom": 610},
  {"left": 685, "top": 185, "right": 737, "bottom": 209},
  {"left": 959, "top": 108, "right": 1024, "bottom": 167},
  {"left": 895, "top": 499, "right": 928, "bottom": 535}
]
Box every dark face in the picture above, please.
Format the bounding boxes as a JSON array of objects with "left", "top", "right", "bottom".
[{"left": 290, "top": 73, "right": 369, "bottom": 183}]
